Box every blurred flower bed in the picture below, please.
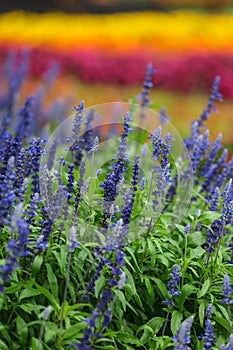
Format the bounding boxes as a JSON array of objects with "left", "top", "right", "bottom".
[
  {"left": 1, "top": 54, "right": 232, "bottom": 151},
  {"left": 0, "top": 11, "right": 233, "bottom": 97}
]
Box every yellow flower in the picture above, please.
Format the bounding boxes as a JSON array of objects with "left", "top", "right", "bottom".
[{"left": 0, "top": 11, "right": 232, "bottom": 54}]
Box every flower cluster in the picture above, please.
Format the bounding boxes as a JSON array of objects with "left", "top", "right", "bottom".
[
  {"left": 173, "top": 316, "right": 194, "bottom": 350},
  {"left": 0, "top": 205, "right": 30, "bottom": 293},
  {"left": 137, "top": 63, "right": 157, "bottom": 118},
  {"left": 0, "top": 52, "right": 233, "bottom": 350},
  {"left": 222, "top": 274, "right": 233, "bottom": 305},
  {"left": 199, "top": 304, "right": 216, "bottom": 350},
  {"left": 164, "top": 264, "right": 181, "bottom": 308}
]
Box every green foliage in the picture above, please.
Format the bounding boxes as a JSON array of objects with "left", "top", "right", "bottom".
[
  {"left": 1, "top": 197, "right": 232, "bottom": 348},
  {"left": 0, "top": 72, "right": 233, "bottom": 349}
]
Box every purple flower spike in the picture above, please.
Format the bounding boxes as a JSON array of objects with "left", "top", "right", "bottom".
[
  {"left": 205, "top": 304, "right": 213, "bottom": 318},
  {"left": 173, "top": 315, "right": 194, "bottom": 350},
  {"left": 222, "top": 274, "right": 233, "bottom": 305},
  {"left": 220, "top": 334, "right": 233, "bottom": 350},
  {"left": 137, "top": 63, "right": 157, "bottom": 111},
  {"left": 199, "top": 310, "right": 216, "bottom": 350},
  {"left": 199, "top": 76, "right": 222, "bottom": 125},
  {"left": 167, "top": 264, "right": 182, "bottom": 297}
]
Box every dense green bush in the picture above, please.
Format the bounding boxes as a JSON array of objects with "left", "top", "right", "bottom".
[{"left": 0, "top": 61, "right": 233, "bottom": 350}]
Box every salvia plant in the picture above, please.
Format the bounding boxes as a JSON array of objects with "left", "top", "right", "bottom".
[{"left": 0, "top": 55, "right": 233, "bottom": 350}]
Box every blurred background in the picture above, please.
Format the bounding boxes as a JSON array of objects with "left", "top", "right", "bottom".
[
  {"left": 0, "top": 0, "right": 232, "bottom": 148},
  {"left": 0, "top": 0, "right": 233, "bottom": 12}
]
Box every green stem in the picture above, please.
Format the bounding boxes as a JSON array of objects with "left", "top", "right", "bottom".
[
  {"left": 70, "top": 259, "right": 96, "bottom": 302},
  {"left": 59, "top": 251, "right": 72, "bottom": 335},
  {"left": 181, "top": 234, "right": 188, "bottom": 289},
  {"left": 91, "top": 151, "right": 95, "bottom": 178},
  {"left": 7, "top": 305, "right": 17, "bottom": 325},
  {"left": 162, "top": 309, "right": 170, "bottom": 337},
  {"left": 148, "top": 171, "right": 155, "bottom": 202},
  {"left": 213, "top": 236, "right": 222, "bottom": 266},
  {"left": 205, "top": 253, "right": 211, "bottom": 269},
  {"left": 228, "top": 304, "right": 231, "bottom": 337},
  {"left": 38, "top": 320, "right": 46, "bottom": 350}
]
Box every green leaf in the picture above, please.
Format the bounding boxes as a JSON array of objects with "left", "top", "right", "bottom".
[
  {"left": 66, "top": 303, "right": 89, "bottom": 313},
  {"left": 148, "top": 239, "right": 156, "bottom": 266},
  {"left": 30, "top": 337, "right": 43, "bottom": 350},
  {"left": 199, "top": 300, "right": 206, "bottom": 327},
  {"left": 0, "top": 294, "right": 3, "bottom": 311},
  {"left": 153, "top": 335, "right": 174, "bottom": 349},
  {"left": 171, "top": 311, "right": 183, "bottom": 336},
  {"left": 157, "top": 254, "right": 169, "bottom": 267},
  {"left": 123, "top": 256, "right": 136, "bottom": 273},
  {"left": 78, "top": 249, "right": 89, "bottom": 264},
  {"left": 197, "top": 279, "right": 210, "bottom": 298},
  {"left": 144, "top": 276, "right": 155, "bottom": 303},
  {"left": 95, "top": 346, "right": 117, "bottom": 350},
  {"left": 187, "top": 265, "right": 202, "bottom": 278},
  {"left": 0, "top": 339, "right": 9, "bottom": 350},
  {"left": 31, "top": 255, "right": 43, "bottom": 276},
  {"left": 151, "top": 278, "right": 167, "bottom": 299},
  {"left": 125, "top": 300, "right": 141, "bottom": 315},
  {"left": 63, "top": 322, "right": 86, "bottom": 340},
  {"left": 153, "top": 239, "right": 163, "bottom": 254},
  {"left": 125, "top": 246, "right": 141, "bottom": 272},
  {"left": 123, "top": 267, "right": 136, "bottom": 290},
  {"left": 0, "top": 322, "right": 12, "bottom": 344},
  {"left": 118, "top": 333, "right": 142, "bottom": 346},
  {"left": 46, "top": 263, "right": 58, "bottom": 301},
  {"left": 147, "top": 317, "right": 165, "bottom": 335},
  {"left": 94, "top": 336, "right": 115, "bottom": 344},
  {"left": 217, "top": 304, "right": 230, "bottom": 322},
  {"left": 4, "top": 283, "right": 22, "bottom": 294},
  {"left": 115, "top": 289, "right": 126, "bottom": 312},
  {"left": 16, "top": 315, "right": 28, "bottom": 346},
  {"left": 175, "top": 224, "right": 185, "bottom": 234},
  {"left": 181, "top": 283, "right": 196, "bottom": 296},
  {"left": 190, "top": 246, "right": 205, "bottom": 258},
  {"left": 143, "top": 210, "right": 157, "bottom": 218},
  {"left": 188, "top": 232, "right": 206, "bottom": 247},
  {"left": 94, "top": 274, "right": 106, "bottom": 298},
  {"left": 32, "top": 281, "right": 60, "bottom": 314},
  {"left": 44, "top": 328, "right": 58, "bottom": 343},
  {"left": 51, "top": 245, "right": 67, "bottom": 277},
  {"left": 139, "top": 325, "right": 154, "bottom": 344},
  {"left": 113, "top": 298, "right": 124, "bottom": 321},
  {"left": 198, "top": 211, "right": 222, "bottom": 224},
  {"left": 213, "top": 317, "right": 229, "bottom": 331},
  {"left": 68, "top": 282, "right": 76, "bottom": 303},
  {"left": 123, "top": 267, "right": 139, "bottom": 302},
  {"left": 177, "top": 283, "right": 196, "bottom": 310},
  {"left": 19, "top": 303, "right": 43, "bottom": 315},
  {"left": 19, "top": 288, "right": 41, "bottom": 301}
]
